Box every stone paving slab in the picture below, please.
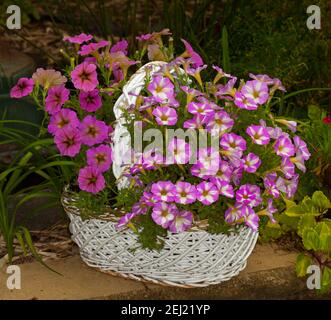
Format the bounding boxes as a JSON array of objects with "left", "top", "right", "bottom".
[{"left": 0, "top": 244, "right": 329, "bottom": 300}]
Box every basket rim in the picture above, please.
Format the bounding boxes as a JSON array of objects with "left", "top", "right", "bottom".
[{"left": 61, "top": 185, "right": 240, "bottom": 233}]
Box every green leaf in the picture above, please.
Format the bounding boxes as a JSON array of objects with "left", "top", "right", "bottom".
[
  {"left": 321, "top": 267, "right": 331, "bottom": 292},
  {"left": 284, "top": 203, "right": 305, "bottom": 217},
  {"left": 312, "top": 191, "right": 331, "bottom": 212},
  {"left": 302, "top": 227, "right": 320, "bottom": 251},
  {"left": 308, "top": 105, "right": 322, "bottom": 121},
  {"left": 315, "top": 222, "right": 331, "bottom": 252},
  {"left": 296, "top": 253, "right": 312, "bottom": 277},
  {"left": 297, "top": 214, "right": 316, "bottom": 237}
]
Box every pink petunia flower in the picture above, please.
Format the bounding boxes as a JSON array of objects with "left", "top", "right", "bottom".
[
  {"left": 71, "top": 62, "right": 99, "bottom": 92},
  {"left": 174, "top": 181, "right": 197, "bottom": 205},
  {"left": 234, "top": 91, "right": 258, "bottom": 110},
  {"left": 274, "top": 135, "right": 295, "bottom": 158},
  {"left": 151, "top": 181, "right": 176, "bottom": 202},
  {"left": 181, "top": 39, "right": 204, "bottom": 68},
  {"left": 116, "top": 212, "right": 136, "bottom": 229},
  {"left": 110, "top": 39, "right": 128, "bottom": 55},
  {"left": 196, "top": 181, "right": 219, "bottom": 205},
  {"left": 45, "top": 85, "right": 70, "bottom": 114},
  {"left": 276, "top": 174, "right": 299, "bottom": 199},
  {"left": 187, "top": 101, "right": 214, "bottom": 116},
  {"left": 168, "top": 210, "right": 193, "bottom": 233},
  {"left": 86, "top": 144, "right": 112, "bottom": 172},
  {"left": 210, "top": 179, "right": 234, "bottom": 198},
  {"left": 48, "top": 109, "right": 80, "bottom": 135},
  {"left": 241, "top": 80, "right": 269, "bottom": 105},
  {"left": 152, "top": 202, "right": 178, "bottom": 228},
  {"left": 10, "top": 78, "right": 34, "bottom": 98},
  {"left": 263, "top": 172, "right": 280, "bottom": 199},
  {"left": 197, "top": 147, "right": 220, "bottom": 173},
  {"left": 266, "top": 198, "right": 277, "bottom": 224},
  {"left": 242, "top": 152, "right": 261, "bottom": 173},
  {"left": 212, "top": 160, "right": 233, "bottom": 182},
  {"left": 63, "top": 33, "right": 93, "bottom": 44},
  {"left": 220, "top": 133, "right": 247, "bottom": 155},
  {"left": 275, "top": 119, "right": 297, "bottom": 133},
  {"left": 249, "top": 73, "right": 274, "bottom": 85},
  {"left": 166, "top": 138, "right": 191, "bottom": 164},
  {"left": 246, "top": 125, "right": 270, "bottom": 145},
  {"left": 281, "top": 157, "right": 296, "bottom": 179},
  {"left": 54, "top": 127, "right": 81, "bottom": 157},
  {"left": 142, "top": 149, "right": 164, "bottom": 170},
  {"left": 142, "top": 191, "right": 158, "bottom": 207},
  {"left": 79, "top": 115, "right": 108, "bottom": 146},
  {"left": 78, "top": 40, "right": 110, "bottom": 56},
  {"left": 152, "top": 106, "right": 177, "bottom": 126},
  {"left": 293, "top": 136, "right": 311, "bottom": 161},
  {"left": 242, "top": 206, "right": 259, "bottom": 231},
  {"left": 215, "top": 77, "right": 237, "bottom": 98},
  {"left": 132, "top": 199, "right": 149, "bottom": 216},
  {"left": 224, "top": 204, "right": 244, "bottom": 223},
  {"left": 32, "top": 68, "right": 67, "bottom": 89},
  {"left": 183, "top": 114, "right": 207, "bottom": 129},
  {"left": 148, "top": 76, "right": 174, "bottom": 103},
  {"left": 205, "top": 110, "right": 234, "bottom": 134},
  {"left": 236, "top": 184, "right": 262, "bottom": 208},
  {"left": 78, "top": 166, "right": 105, "bottom": 194},
  {"left": 79, "top": 89, "right": 102, "bottom": 112}
]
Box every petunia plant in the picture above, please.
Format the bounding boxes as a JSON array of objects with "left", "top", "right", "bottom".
[{"left": 10, "top": 30, "right": 311, "bottom": 250}]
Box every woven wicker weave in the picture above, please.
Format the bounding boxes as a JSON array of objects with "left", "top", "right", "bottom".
[{"left": 64, "top": 61, "right": 259, "bottom": 288}]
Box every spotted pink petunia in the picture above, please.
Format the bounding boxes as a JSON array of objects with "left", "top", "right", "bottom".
[
  {"left": 78, "top": 40, "right": 110, "bottom": 56},
  {"left": 48, "top": 109, "right": 80, "bottom": 135},
  {"left": 45, "top": 85, "right": 70, "bottom": 115},
  {"left": 79, "top": 89, "right": 102, "bottom": 112},
  {"left": 54, "top": 127, "right": 82, "bottom": 157},
  {"left": 63, "top": 33, "right": 93, "bottom": 44},
  {"left": 86, "top": 144, "right": 112, "bottom": 172},
  {"left": 79, "top": 115, "right": 108, "bottom": 146},
  {"left": 10, "top": 78, "right": 34, "bottom": 98},
  {"left": 71, "top": 62, "right": 99, "bottom": 92},
  {"left": 78, "top": 166, "right": 105, "bottom": 194}
]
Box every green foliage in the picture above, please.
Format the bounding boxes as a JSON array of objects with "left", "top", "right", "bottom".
[
  {"left": 285, "top": 191, "right": 331, "bottom": 292},
  {"left": 137, "top": 212, "right": 167, "bottom": 251},
  {"left": 0, "top": 120, "right": 75, "bottom": 266},
  {"left": 301, "top": 105, "right": 331, "bottom": 193}
]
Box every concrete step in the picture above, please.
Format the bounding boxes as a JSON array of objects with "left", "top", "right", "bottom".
[{"left": 1, "top": 243, "right": 329, "bottom": 300}]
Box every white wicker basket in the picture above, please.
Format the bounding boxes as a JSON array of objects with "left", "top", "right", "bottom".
[{"left": 63, "top": 61, "right": 259, "bottom": 288}]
